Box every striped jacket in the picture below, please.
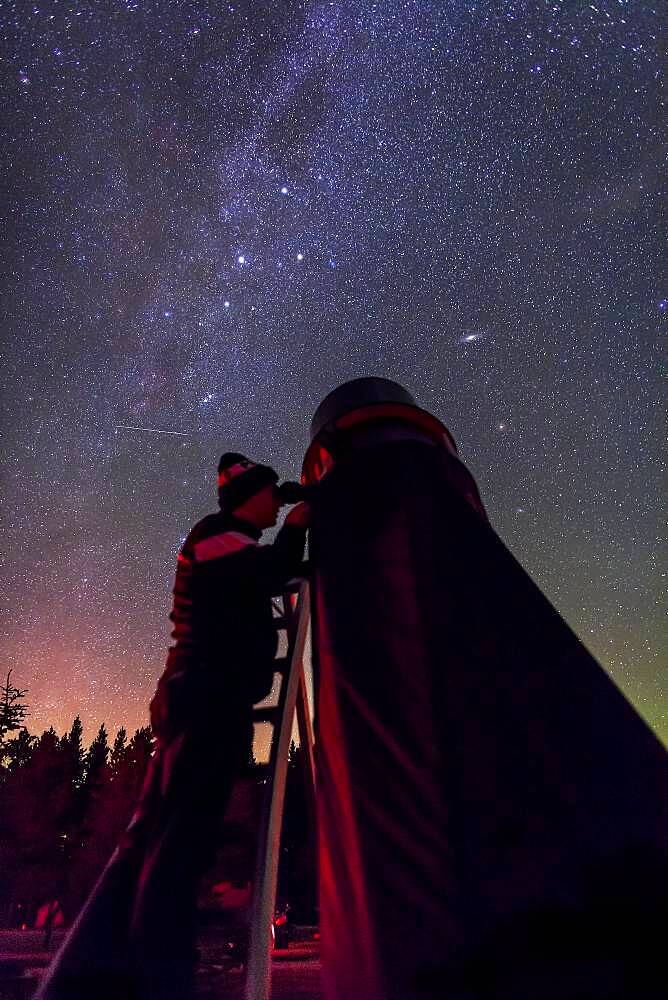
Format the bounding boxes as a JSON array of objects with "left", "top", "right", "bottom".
[{"left": 150, "top": 513, "right": 306, "bottom": 736}]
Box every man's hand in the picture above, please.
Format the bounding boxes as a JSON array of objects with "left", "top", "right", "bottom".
[{"left": 285, "top": 501, "right": 311, "bottom": 528}]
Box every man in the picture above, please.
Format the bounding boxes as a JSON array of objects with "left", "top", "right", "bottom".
[
  {"left": 37, "top": 453, "right": 309, "bottom": 1000},
  {"left": 151, "top": 452, "right": 309, "bottom": 739}
]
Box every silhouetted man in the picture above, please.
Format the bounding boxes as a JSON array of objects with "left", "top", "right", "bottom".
[{"left": 37, "top": 453, "right": 309, "bottom": 1000}]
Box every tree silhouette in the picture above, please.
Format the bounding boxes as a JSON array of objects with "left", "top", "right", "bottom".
[
  {"left": 0, "top": 670, "right": 29, "bottom": 743},
  {"left": 126, "top": 726, "right": 153, "bottom": 794},
  {"left": 110, "top": 727, "right": 128, "bottom": 770},
  {"left": 60, "top": 715, "right": 85, "bottom": 788},
  {"left": 84, "top": 724, "right": 110, "bottom": 792}
]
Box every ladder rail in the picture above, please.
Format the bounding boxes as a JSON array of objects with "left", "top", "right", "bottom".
[
  {"left": 245, "top": 580, "right": 312, "bottom": 1000},
  {"left": 295, "top": 657, "right": 317, "bottom": 831}
]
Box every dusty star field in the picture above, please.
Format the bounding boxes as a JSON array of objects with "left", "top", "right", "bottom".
[{"left": 2, "top": 1, "right": 665, "bottom": 748}]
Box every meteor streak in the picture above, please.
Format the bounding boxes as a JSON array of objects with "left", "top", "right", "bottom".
[{"left": 115, "top": 424, "right": 190, "bottom": 437}]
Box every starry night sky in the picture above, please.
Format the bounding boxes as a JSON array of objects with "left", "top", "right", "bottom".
[{"left": 2, "top": 1, "right": 665, "bottom": 749}]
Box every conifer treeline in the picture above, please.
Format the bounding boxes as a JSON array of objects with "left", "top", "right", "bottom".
[
  {"left": 0, "top": 678, "right": 316, "bottom": 928},
  {"left": 0, "top": 710, "right": 153, "bottom": 929}
]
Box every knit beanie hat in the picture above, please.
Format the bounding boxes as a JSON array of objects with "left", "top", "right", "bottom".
[{"left": 217, "top": 452, "right": 278, "bottom": 512}]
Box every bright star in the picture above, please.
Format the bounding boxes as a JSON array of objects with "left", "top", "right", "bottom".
[
  {"left": 237, "top": 255, "right": 245, "bottom": 265},
  {"left": 281, "top": 186, "right": 288, "bottom": 195},
  {"left": 224, "top": 300, "right": 230, "bottom": 308},
  {"left": 297, "top": 253, "right": 304, "bottom": 261}
]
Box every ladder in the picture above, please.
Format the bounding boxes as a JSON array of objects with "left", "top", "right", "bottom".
[{"left": 244, "top": 575, "right": 316, "bottom": 1000}]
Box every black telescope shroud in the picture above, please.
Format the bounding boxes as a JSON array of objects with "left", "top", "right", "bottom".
[{"left": 307, "top": 386, "right": 666, "bottom": 1000}]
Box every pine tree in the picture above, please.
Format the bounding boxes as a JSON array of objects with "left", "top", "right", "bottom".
[
  {"left": 126, "top": 726, "right": 153, "bottom": 794},
  {"left": 107, "top": 726, "right": 152, "bottom": 821},
  {"left": 110, "top": 727, "right": 128, "bottom": 772},
  {"left": 0, "top": 670, "right": 29, "bottom": 742},
  {"left": 60, "top": 715, "right": 85, "bottom": 788},
  {"left": 84, "top": 724, "right": 109, "bottom": 789}
]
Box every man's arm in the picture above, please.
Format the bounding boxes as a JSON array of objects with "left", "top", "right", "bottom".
[
  {"left": 191, "top": 503, "right": 310, "bottom": 603},
  {"left": 246, "top": 502, "right": 310, "bottom": 595}
]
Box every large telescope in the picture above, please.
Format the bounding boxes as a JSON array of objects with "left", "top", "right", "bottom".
[{"left": 304, "top": 378, "right": 666, "bottom": 1000}]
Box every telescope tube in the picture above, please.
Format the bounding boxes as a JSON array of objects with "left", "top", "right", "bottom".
[{"left": 305, "top": 378, "right": 666, "bottom": 1000}]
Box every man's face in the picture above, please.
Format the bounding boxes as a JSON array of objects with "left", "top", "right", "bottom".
[{"left": 234, "top": 483, "right": 281, "bottom": 529}]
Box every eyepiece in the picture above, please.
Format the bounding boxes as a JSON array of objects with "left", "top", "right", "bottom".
[{"left": 276, "top": 480, "right": 309, "bottom": 504}]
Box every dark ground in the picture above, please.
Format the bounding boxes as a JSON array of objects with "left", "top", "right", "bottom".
[
  {"left": 195, "top": 959, "right": 322, "bottom": 999},
  {"left": 0, "top": 931, "right": 323, "bottom": 1000}
]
